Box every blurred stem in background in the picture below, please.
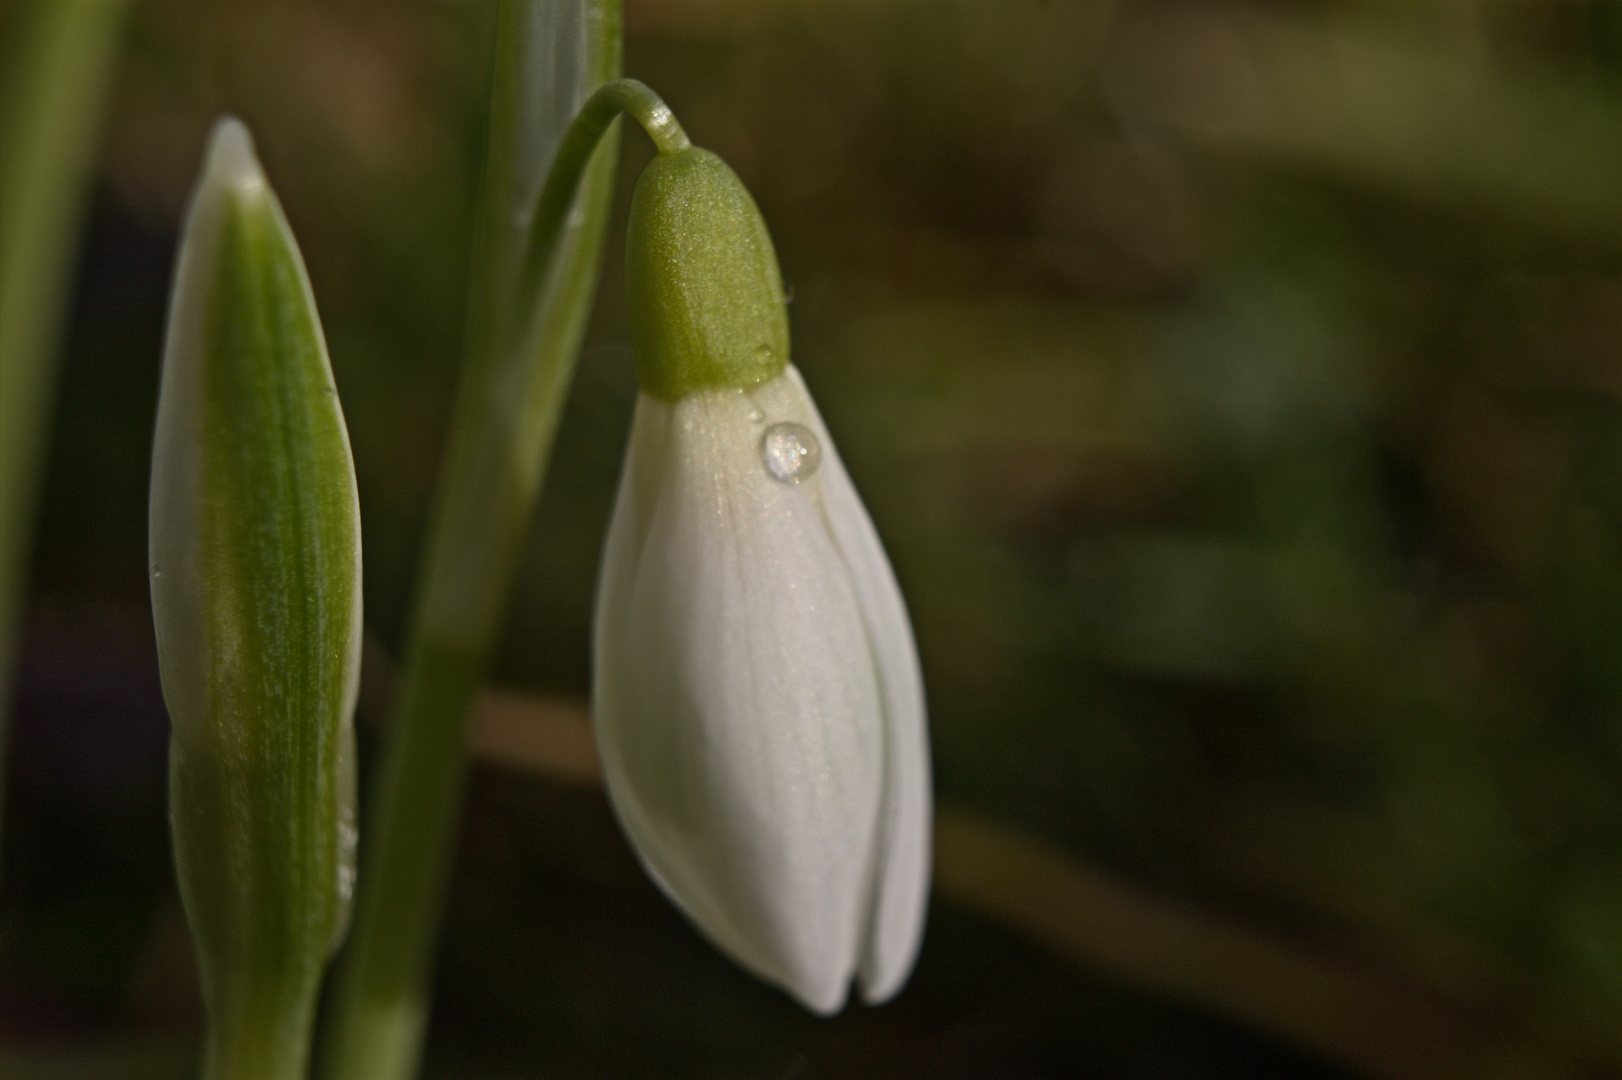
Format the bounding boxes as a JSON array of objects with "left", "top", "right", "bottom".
[
  {"left": 318, "top": 2, "right": 622, "bottom": 1076},
  {"left": 0, "top": 0, "right": 128, "bottom": 846}
]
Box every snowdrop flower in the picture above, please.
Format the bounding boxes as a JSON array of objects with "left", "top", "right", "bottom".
[{"left": 594, "top": 147, "right": 931, "bottom": 1014}]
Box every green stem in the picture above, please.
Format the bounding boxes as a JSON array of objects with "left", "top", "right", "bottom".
[
  {"left": 202, "top": 976, "right": 326, "bottom": 1080},
  {"left": 314, "top": 642, "right": 482, "bottom": 1080},
  {"left": 0, "top": 0, "right": 128, "bottom": 835},
  {"left": 513, "top": 78, "right": 688, "bottom": 315},
  {"left": 317, "top": 3, "right": 628, "bottom": 1077}
]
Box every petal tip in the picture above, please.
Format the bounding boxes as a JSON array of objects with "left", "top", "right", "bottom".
[{"left": 785, "top": 973, "right": 850, "bottom": 1018}]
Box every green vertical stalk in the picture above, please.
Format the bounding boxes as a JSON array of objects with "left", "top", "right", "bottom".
[
  {"left": 0, "top": 0, "right": 128, "bottom": 825},
  {"left": 317, "top": 3, "right": 623, "bottom": 1077}
]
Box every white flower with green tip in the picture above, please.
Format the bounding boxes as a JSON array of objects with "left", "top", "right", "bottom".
[{"left": 594, "top": 146, "right": 931, "bottom": 1015}]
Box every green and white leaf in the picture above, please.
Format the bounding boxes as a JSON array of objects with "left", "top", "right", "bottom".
[{"left": 150, "top": 118, "right": 360, "bottom": 1080}]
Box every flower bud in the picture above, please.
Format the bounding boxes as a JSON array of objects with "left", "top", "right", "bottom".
[
  {"left": 149, "top": 118, "right": 360, "bottom": 1078},
  {"left": 598, "top": 142, "right": 931, "bottom": 1014}
]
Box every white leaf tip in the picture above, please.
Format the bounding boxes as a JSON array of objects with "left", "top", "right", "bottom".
[{"left": 201, "top": 116, "right": 266, "bottom": 197}]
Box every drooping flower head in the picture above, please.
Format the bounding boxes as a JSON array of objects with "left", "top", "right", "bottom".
[{"left": 594, "top": 144, "right": 931, "bottom": 1014}]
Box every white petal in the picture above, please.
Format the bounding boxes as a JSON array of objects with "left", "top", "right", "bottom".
[
  {"left": 594, "top": 380, "right": 885, "bottom": 1014},
  {"left": 771, "top": 367, "right": 932, "bottom": 1003}
]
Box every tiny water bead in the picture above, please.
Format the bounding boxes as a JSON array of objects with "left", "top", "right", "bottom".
[{"left": 761, "top": 422, "right": 821, "bottom": 483}]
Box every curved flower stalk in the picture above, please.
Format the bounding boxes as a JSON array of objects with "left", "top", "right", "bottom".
[
  {"left": 151, "top": 118, "right": 360, "bottom": 1080},
  {"left": 595, "top": 144, "right": 931, "bottom": 1014},
  {"left": 317, "top": 7, "right": 626, "bottom": 1080}
]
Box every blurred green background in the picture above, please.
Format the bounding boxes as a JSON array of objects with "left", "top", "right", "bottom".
[{"left": 7, "top": 0, "right": 1622, "bottom": 1076}]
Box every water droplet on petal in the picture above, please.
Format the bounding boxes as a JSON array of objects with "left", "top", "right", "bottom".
[
  {"left": 761, "top": 422, "right": 820, "bottom": 483},
  {"left": 748, "top": 408, "right": 766, "bottom": 423}
]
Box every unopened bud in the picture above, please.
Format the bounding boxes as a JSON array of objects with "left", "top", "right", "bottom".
[{"left": 149, "top": 117, "right": 360, "bottom": 1080}]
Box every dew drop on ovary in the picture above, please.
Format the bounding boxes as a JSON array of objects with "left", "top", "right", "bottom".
[{"left": 760, "top": 422, "right": 820, "bottom": 482}]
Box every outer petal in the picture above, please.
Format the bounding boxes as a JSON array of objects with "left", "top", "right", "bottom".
[
  {"left": 594, "top": 378, "right": 885, "bottom": 1014},
  {"left": 768, "top": 367, "right": 932, "bottom": 1003}
]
